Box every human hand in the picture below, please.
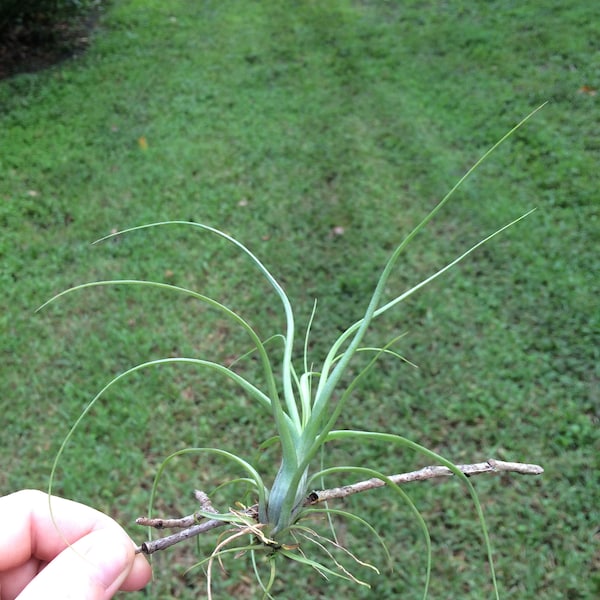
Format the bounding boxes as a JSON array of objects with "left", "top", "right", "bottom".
[{"left": 0, "top": 489, "right": 152, "bottom": 600}]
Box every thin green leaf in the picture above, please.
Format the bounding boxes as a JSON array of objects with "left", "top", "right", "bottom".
[
  {"left": 148, "top": 447, "right": 267, "bottom": 526},
  {"left": 307, "top": 464, "right": 431, "bottom": 599},
  {"left": 38, "top": 278, "right": 279, "bottom": 403},
  {"left": 324, "top": 430, "right": 499, "bottom": 600},
  {"left": 314, "top": 103, "right": 546, "bottom": 412},
  {"left": 48, "top": 357, "right": 274, "bottom": 506},
  {"left": 93, "top": 220, "right": 302, "bottom": 434}
]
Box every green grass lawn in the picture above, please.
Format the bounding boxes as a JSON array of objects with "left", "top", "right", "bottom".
[{"left": 1, "top": 0, "right": 598, "bottom": 598}]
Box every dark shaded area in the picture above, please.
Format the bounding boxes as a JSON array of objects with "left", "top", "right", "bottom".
[{"left": 0, "top": 9, "right": 98, "bottom": 79}]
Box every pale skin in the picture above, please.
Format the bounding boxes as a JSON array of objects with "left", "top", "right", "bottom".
[{"left": 0, "top": 490, "right": 152, "bottom": 600}]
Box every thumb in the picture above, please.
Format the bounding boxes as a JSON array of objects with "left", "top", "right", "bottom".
[{"left": 18, "top": 529, "right": 135, "bottom": 600}]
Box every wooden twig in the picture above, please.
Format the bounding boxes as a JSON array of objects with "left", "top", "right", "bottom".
[
  {"left": 306, "top": 458, "right": 544, "bottom": 504},
  {"left": 136, "top": 490, "right": 217, "bottom": 529},
  {"left": 138, "top": 517, "right": 225, "bottom": 554},
  {"left": 134, "top": 458, "right": 543, "bottom": 555}
]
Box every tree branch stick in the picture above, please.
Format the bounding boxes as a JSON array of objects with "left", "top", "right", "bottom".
[
  {"left": 306, "top": 458, "right": 544, "bottom": 504},
  {"left": 134, "top": 458, "right": 543, "bottom": 555},
  {"left": 137, "top": 490, "right": 217, "bottom": 529},
  {"left": 138, "top": 518, "right": 225, "bottom": 554}
]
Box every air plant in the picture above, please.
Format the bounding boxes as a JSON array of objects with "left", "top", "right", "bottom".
[{"left": 42, "top": 105, "right": 545, "bottom": 599}]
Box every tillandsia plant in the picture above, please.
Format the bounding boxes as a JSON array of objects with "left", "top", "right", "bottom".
[{"left": 41, "top": 106, "right": 545, "bottom": 599}]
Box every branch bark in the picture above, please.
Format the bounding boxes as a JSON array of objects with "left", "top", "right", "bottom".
[
  {"left": 134, "top": 458, "right": 543, "bottom": 555},
  {"left": 308, "top": 458, "right": 544, "bottom": 504}
]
